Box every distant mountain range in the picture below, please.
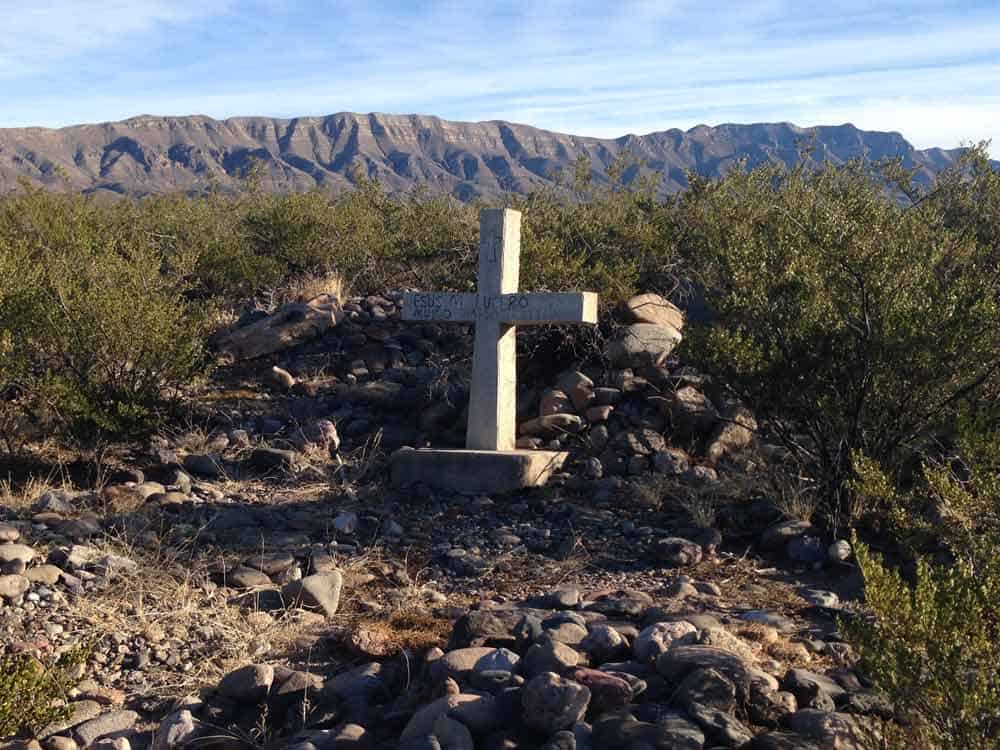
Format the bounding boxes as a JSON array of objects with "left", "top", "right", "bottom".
[{"left": 0, "top": 113, "right": 993, "bottom": 199}]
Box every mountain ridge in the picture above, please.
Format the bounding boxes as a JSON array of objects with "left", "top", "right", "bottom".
[{"left": 0, "top": 112, "right": 991, "bottom": 199}]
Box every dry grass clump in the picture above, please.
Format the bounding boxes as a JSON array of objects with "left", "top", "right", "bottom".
[
  {"left": 345, "top": 608, "right": 452, "bottom": 657},
  {"left": 770, "top": 470, "right": 820, "bottom": 523},
  {"left": 767, "top": 637, "right": 815, "bottom": 667},
  {"left": 270, "top": 271, "right": 347, "bottom": 309},
  {"left": 0, "top": 475, "right": 60, "bottom": 512}
]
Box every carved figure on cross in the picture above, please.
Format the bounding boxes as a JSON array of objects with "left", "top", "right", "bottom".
[{"left": 403, "top": 208, "right": 598, "bottom": 452}]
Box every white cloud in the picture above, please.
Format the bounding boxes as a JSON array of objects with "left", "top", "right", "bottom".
[{"left": 0, "top": 0, "right": 232, "bottom": 77}]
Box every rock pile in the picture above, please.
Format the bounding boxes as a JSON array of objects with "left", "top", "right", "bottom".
[
  {"left": 149, "top": 583, "right": 885, "bottom": 749},
  {"left": 209, "top": 290, "right": 757, "bottom": 489}
]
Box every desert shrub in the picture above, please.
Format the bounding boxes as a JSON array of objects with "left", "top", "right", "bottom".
[
  {"left": 0, "top": 187, "right": 210, "bottom": 445},
  {"left": 139, "top": 191, "right": 250, "bottom": 298},
  {"left": 510, "top": 156, "right": 679, "bottom": 303},
  {"left": 677, "top": 147, "right": 1000, "bottom": 521},
  {"left": 844, "top": 418, "right": 1000, "bottom": 747},
  {"left": 0, "top": 648, "right": 88, "bottom": 738}
]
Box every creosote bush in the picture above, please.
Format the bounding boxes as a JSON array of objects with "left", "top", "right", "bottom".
[
  {"left": 678, "top": 146, "right": 1000, "bottom": 522},
  {"left": 844, "top": 418, "right": 1000, "bottom": 747},
  {"left": 0, "top": 648, "right": 88, "bottom": 739},
  {"left": 0, "top": 186, "right": 210, "bottom": 446}
]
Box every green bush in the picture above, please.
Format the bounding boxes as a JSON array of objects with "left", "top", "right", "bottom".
[
  {"left": 845, "top": 423, "right": 1000, "bottom": 747},
  {"left": 677, "top": 148, "right": 1000, "bottom": 522},
  {"left": 0, "top": 186, "right": 210, "bottom": 445},
  {"left": 845, "top": 542, "right": 1000, "bottom": 748},
  {"left": 0, "top": 649, "right": 87, "bottom": 739}
]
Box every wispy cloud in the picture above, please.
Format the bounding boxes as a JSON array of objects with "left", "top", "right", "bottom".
[
  {"left": 0, "top": 0, "right": 233, "bottom": 77},
  {"left": 0, "top": 0, "right": 996, "bottom": 153}
]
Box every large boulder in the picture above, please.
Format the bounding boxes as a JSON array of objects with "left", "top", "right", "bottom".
[
  {"left": 212, "top": 295, "right": 343, "bottom": 361},
  {"left": 623, "top": 293, "right": 685, "bottom": 332},
  {"left": 606, "top": 323, "right": 682, "bottom": 368}
]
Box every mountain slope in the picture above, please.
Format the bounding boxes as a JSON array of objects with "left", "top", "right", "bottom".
[{"left": 0, "top": 112, "right": 988, "bottom": 199}]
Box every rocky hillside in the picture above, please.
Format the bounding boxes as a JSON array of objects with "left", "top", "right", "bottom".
[{"left": 0, "top": 113, "right": 987, "bottom": 200}]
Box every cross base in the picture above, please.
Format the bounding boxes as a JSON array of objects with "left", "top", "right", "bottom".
[{"left": 390, "top": 448, "right": 568, "bottom": 494}]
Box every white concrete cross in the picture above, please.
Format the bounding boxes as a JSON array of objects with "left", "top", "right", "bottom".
[{"left": 403, "top": 208, "right": 598, "bottom": 451}]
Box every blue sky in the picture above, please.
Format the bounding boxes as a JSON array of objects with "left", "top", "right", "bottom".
[{"left": 1, "top": 0, "right": 998, "bottom": 153}]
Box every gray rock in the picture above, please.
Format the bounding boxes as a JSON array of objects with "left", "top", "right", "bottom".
[
  {"left": 749, "top": 689, "right": 798, "bottom": 728},
  {"left": 686, "top": 701, "right": 754, "bottom": 747},
  {"left": 0, "top": 574, "right": 29, "bottom": 600},
  {"left": 217, "top": 664, "right": 274, "bottom": 702},
  {"left": 244, "top": 552, "right": 296, "bottom": 576},
  {"left": 400, "top": 694, "right": 489, "bottom": 742},
  {"left": 785, "top": 709, "right": 880, "bottom": 748},
  {"left": 282, "top": 572, "right": 343, "bottom": 616},
  {"left": 182, "top": 454, "right": 225, "bottom": 478},
  {"left": 74, "top": 710, "right": 139, "bottom": 748},
  {"left": 657, "top": 646, "right": 753, "bottom": 701},
  {"left": 523, "top": 639, "right": 581, "bottom": 677},
  {"left": 593, "top": 712, "right": 703, "bottom": 750},
  {"left": 473, "top": 648, "right": 521, "bottom": 675},
  {"left": 0, "top": 543, "right": 35, "bottom": 565},
  {"left": 40, "top": 700, "right": 103, "bottom": 738},
  {"left": 572, "top": 667, "right": 633, "bottom": 713},
  {"left": 800, "top": 589, "right": 839, "bottom": 608},
  {"left": 57, "top": 517, "right": 102, "bottom": 539},
  {"left": 607, "top": 323, "right": 682, "bottom": 368},
  {"left": 580, "top": 624, "right": 625, "bottom": 663},
  {"left": 34, "top": 490, "right": 75, "bottom": 514},
  {"left": 623, "top": 293, "right": 684, "bottom": 331},
  {"left": 432, "top": 714, "right": 474, "bottom": 750},
  {"left": 741, "top": 610, "right": 797, "bottom": 633},
  {"left": 152, "top": 710, "right": 200, "bottom": 750},
  {"left": 783, "top": 669, "right": 847, "bottom": 707},
  {"left": 249, "top": 447, "right": 299, "bottom": 471},
  {"left": 544, "top": 621, "right": 588, "bottom": 647},
  {"left": 828, "top": 540, "right": 852, "bottom": 563},
  {"left": 229, "top": 566, "right": 273, "bottom": 589},
  {"left": 0, "top": 523, "right": 20, "bottom": 543},
  {"left": 787, "top": 535, "right": 825, "bottom": 564},
  {"left": 759, "top": 520, "right": 814, "bottom": 555},
  {"left": 521, "top": 672, "right": 591, "bottom": 734},
  {"left": 323, "top": 662, "right": 384, "bottom": 702},
  {"left": 653, "top": 537, "right": 703, "bottom": 567},
  {"left": 666, "top": 386, "right": 719, "bottom": 437},
  {"left": 634, "top": 620, "right": 697, "bottom": 663},
  {"left": 675, "top": 667, "right": 737, "bottom": 713},
  {"left": 431, "top": 647, "right": 496, "bottom": 682}
]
